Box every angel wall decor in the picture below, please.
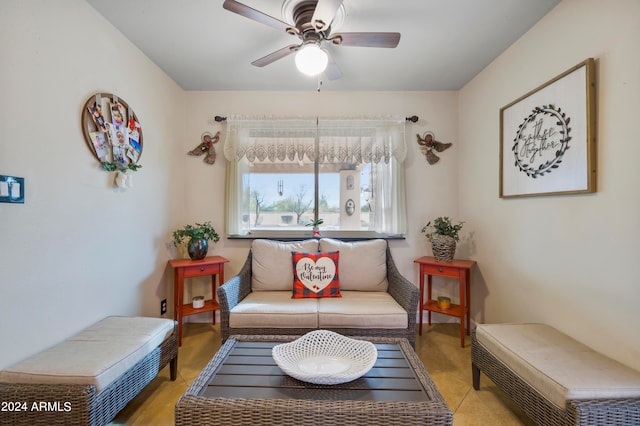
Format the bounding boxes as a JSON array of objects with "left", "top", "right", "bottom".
[
  {"left": 188, "top": 131, "right": 220, "bottom": 164},
  {"left": 417, "top": 131, "right": 452, "bottom": 165}
]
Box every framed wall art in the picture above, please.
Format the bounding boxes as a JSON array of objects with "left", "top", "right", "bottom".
[
  {"left": 499, "top": 58, "right": 596, "bottom": 198},
  {"left": 81, "top": 92, "right": 143, "bottom": 173}
]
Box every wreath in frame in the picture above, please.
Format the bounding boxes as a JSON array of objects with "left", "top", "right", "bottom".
[{"left": 512, "top": 104, "right": 571, "bottom": 179}]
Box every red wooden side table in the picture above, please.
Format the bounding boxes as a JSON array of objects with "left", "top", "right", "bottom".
[
  {"left": 169, "top": 256, "right": 229, "bottom": 346},
  {"left": 414, "top": 256, "right": 476, "bottom": 347}
]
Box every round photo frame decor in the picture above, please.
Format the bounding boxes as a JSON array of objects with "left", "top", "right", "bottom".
[{"left": 81, "top": 93, "right": 143, "bottom": 173}]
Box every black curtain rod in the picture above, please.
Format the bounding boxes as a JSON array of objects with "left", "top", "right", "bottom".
[{"left": 215, "top": 115, "right": 419, "bottom": 122}]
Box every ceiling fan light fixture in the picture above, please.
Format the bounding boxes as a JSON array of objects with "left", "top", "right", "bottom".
[{"left": 294, "top": 43, "right": 328, "bottom": 76}]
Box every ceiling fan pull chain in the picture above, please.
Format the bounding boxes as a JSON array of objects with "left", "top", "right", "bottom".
[{"left": 317, "top": 76, "right": 323, "bottom": 92}]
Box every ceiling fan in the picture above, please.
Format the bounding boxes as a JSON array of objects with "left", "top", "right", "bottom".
[{"left": 222, "top": 0, "right": 401, "bottom": 80}]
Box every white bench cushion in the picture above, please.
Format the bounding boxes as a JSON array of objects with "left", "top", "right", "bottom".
[
  {"left": 318, "top": 291, "right": 407, "bottom": 329},
  {"left": 230, "top": 291, "right": 319, "bottom": 328},
  {"left": 251, "top": 239, "right": 319, "bottom": 291},
  {"left": 476, "top": 323, "right": 640, "bottom": 408},
  {"left": 319, "top": 238, "right": 388, "bottom": 291},
  {"left": 0, "top": 316, "right": 174, "bottom": 393}
]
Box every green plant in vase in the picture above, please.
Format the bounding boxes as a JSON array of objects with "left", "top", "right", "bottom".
[
  {"left": 172, "top": 221, "right": 220, "bottom": 260},
  {"left": 306, "top": 218, "right": 324, "bottom": 237},
  {"left": 421, "top": 216, "right": 464, "bottom": 262}
]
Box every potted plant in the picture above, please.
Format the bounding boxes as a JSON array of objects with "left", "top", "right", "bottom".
[
  {"left": 421, "top": 216, "right": 464, "bottom": 262},
  {"left": 306, "top": 218, "right": 324, "bottom": 237},
  {"left": 172, "top": 221, "right": 220, "bottom": 260}
]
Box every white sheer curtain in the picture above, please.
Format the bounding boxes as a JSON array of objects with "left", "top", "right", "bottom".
[
  {"left": 370, "top": 157, "right": 407, "bottom": 235},
  {"left": 224, "top": 117, "right": 317, "bottom": 163},
  {"left": 224, "top": 115, "right": 407, "bottom": 236},
  {"left": 316, "top": 118, "right": 407, "bottom": 165},
  {"left": 224, "top": 157, "right": 245, "bottom": 235}
]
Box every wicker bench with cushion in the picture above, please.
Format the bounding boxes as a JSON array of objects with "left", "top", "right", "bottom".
[
  {"left": 472, "top": 323, "right": 640, "bottom": 425},
  {"left": 218, "top": 238, "right": 419, "bottom": 347},
  {"left": 0, "top": 316, "right": 178, "bottom": 426}
]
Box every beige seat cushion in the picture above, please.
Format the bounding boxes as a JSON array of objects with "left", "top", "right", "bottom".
[
  {"left": 251, "top": 239, "right": 319, "bottom": 291},
  {"left": 229, "top": 291, "right": 319, "bottom": 328},
  {"left": 319, "top": 238, "right": 388, "bottom": 291},
  {"left": 476, "top": 323, "right": 640, "bottom": 408},
  {"left": 318, "top": 291, "right": 407, "bottom": 329},
  {"left": 0, "top": 316, "right": 175, "bottom": 393}
]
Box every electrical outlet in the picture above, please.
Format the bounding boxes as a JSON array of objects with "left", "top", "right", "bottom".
[{"left": 160, "top": 299, "right": 167, "bottom": 316}]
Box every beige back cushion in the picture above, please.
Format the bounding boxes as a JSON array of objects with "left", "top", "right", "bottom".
[
  {"left": 319, "top": 238, "right": 388, "bottom": 291},
  {"left": 251, "top": 239, "right": 319, "bottom": 291}
]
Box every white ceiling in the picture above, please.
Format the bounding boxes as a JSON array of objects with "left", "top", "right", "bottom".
[{"left": 86, "top": 0, "right": 560, "bottom": 91}]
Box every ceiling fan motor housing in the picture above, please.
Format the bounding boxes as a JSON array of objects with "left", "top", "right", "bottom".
[{"left": 286, "top": 0, "right": 332, "bottom": 42}]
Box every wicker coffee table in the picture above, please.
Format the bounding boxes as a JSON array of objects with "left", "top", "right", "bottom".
[{"left": 175, "top": 334, "right": 452, "bottom": 426}]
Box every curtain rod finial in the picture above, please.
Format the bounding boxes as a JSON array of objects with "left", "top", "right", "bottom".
[
  {"left": 405, "top": 116, "right": 418, "bottom": 123},
  {"left": 215, "top": 116, "right": 227, "bottom": 122}
]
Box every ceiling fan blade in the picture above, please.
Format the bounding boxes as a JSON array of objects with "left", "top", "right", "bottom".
[
  {"left": 311, "top": 0, "right": 343, "bottom": 32},
  {"left": 251, "top": 44, "right": 299, "bottom": 67},
  {"left": 330, "top": 32, "right": 401, "bottom": 48},
  {"left": 324, "top": 52, "right": 342, "bottom": 81},
  {"left": 223, "top": 0, "right": 293, "bottom": 34}
]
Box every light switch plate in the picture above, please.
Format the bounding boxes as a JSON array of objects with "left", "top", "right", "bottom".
[{"left": 0, "top": 175, "right": 25, "bottom": 203}]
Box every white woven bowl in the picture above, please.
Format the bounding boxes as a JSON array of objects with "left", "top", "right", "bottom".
[{"left": 272, "top": 330, "right": 377, "bottom": 385}]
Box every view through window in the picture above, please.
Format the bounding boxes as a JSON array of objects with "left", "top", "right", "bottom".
[
  {"left": 243, "top": 163, "right": 372, "bottom": 232},
  {"left": 224, "top": 117, "right": 407, "bottom": 237}
]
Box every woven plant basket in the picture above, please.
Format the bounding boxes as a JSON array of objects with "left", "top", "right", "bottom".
[{"left": 431, "top": 234, "right": 456, "bottom": 262}]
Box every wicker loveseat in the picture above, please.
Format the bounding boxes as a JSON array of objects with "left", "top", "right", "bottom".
[{"left": 218, "top": 238, "right": 419, "bottom": 347}]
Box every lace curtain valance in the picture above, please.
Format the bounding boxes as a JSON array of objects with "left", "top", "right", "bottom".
[{"left": 222, "top": 116, "right": 407, "bottom": 164}]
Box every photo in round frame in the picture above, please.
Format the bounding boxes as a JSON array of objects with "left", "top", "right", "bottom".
[{"left": 81, "top": 93, "right": 143, "bottom": 172}]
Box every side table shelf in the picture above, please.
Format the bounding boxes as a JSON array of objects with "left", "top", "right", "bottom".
[
  {"left": 182, "top": 299, "right": 219, "bottom": 317},
  {"left": 423, "top": 299, "right": 465, "bottom": 318},
  {"left": 414, "top": 256, "right": 476, "bottom": 347},
  {"left": 169, "top": 256, "right": 229, "bottom": 346}
]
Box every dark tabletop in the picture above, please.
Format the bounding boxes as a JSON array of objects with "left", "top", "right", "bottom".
[{"left": 198, "top": 340, "right": 432, "bottom": 402}]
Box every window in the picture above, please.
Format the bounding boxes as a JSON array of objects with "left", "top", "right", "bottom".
[{"left": 224, "top": 116, "right": 407, "bottom": 237}]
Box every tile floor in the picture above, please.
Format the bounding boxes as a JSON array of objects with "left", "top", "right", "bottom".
[{"left": 109, "top": 323, "right": 535, "bottom": 425}]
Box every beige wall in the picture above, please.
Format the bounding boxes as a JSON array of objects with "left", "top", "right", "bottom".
[
  {"left": 181, "top": 91, "right": 460, "bottom": 313},
  {"left": 2, "top": 0, "right": 638, "bottom": 374},
  {"left": 0, "top": 0, "right": 186, "bottom": 368},
  {"left": 0, "top": 0, "right": 460, "bottom": 367},
  {"left": 459, "top": 0, "right": 640, "bottom": 370}
]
